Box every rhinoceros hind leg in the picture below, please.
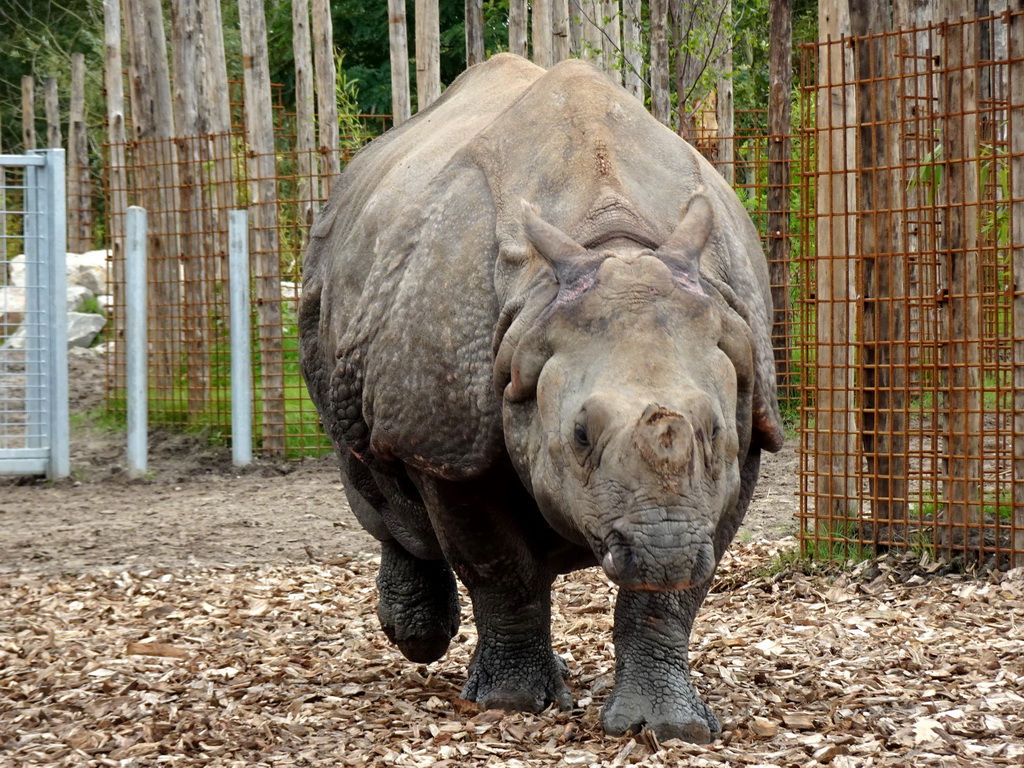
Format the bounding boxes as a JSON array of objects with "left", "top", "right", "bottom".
[
  {"left": 376, "top": 539, "right": 460, "bottom": 664},
  {"left": 601, "top": 587, "right": 721, "bottom": 744}
]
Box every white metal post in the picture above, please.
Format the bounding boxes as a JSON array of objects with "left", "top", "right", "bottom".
[
  {"left": 229, "top": 210, "right": 253, "bottom": 466},
  {"left": 125, "top": 206, "right": 147, "bottom": 477}
]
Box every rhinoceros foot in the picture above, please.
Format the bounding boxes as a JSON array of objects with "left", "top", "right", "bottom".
[
  {"left": 462, "top": 647, "right": 572, "bottom": 714},
  {"left": 600, "top": 681, "right": 720, "bottom": 743},
  {"left": 376, "top": 540, "right": 460, "bottom": 664},
  {"left": 603, "top": 587, "right": 721, "bottom": 743}
]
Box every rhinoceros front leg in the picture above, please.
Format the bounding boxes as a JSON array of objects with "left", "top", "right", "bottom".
[
  {"left": 376, "top": 539, "right": 460, "bottom": 664},
  {"left": 602, "top": 586, "right": 719, "bottom": 743},
  {"left": 459, "top": 575, "right": 572, "bottom": 713},
  {"left": 411, "top": 472, "right": 572, "bottom": 714}
]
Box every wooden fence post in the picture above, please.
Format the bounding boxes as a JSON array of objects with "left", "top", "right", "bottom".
[
  {"left": 239, "top": 0, "right": 286, "bottom": 455},
  {"left": 170, "top": 0, "right": 214, "bottom": 413},
  {"left": 103, "top": 0, "right": 129, "bottom": 379},
  {"left": 509, "top": 0, "right": 528, "bottom": 57},
  {"left": 199, "top": 0, "right": 235, "bottom": 284},
  {"left": 466, "top": 0, "right": 485, "bottom": 67},
  {"left": 650, "top": 0, "right": 671, "bottom": 126},
  {"left": 1009, "top": 4, "right": 1024, "bottom": 567},
  {"left": 936, "top": 7, "right": 983, "bottom": 547},
  {"left": 603, "top": 1, "right": 622, "bottom": 84},
  {"left": 312, "top": 0, "right": 340, "bottom": 193},
  {"left": 622, "top": 0, "right": 644, "bottom": 101},
  {"left": 22, "top": 76, "right": 36, "bottom": 151},
  {"left": 44, "top": 77, "right": 61, "bottom": 149},
  {"left": 553, "top": 0, "right": 571, "bottom": 63},
  {"left": 388, "top": 0, "right": 411, "bottom": 126},
  {"left": 415, "top": 0, "right": 441, "bottom": 110},
  {"left": 814, "top": 4, "right": 861, "bottom": 522},
  {"left": 533, "top": 0, "right": 554, "bottom": 68},
  {"left": 123, "top": 0, "right": 182, "bottom": 395},
  {"left": 852, "top": 0, "right": 908, "bottom": 543},
  {"left": 68, "top": 52, "right": 92, "bottom": 253},
  {"left": 715, "top": 0, "right": 734, "bottom": 184},
  {"left": 767, "top": 0, "right": 792, "bottom": 395},
  {"left": 293, "top": 0, "right": 317, "bottom": 228}
]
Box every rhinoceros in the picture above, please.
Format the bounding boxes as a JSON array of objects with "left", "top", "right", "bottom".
[{"left": 299, "top": 53, "right": 783, "bottom": 742}]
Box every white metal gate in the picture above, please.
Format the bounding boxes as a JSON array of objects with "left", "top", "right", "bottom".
[{"left": 0, "top": 149, "right": 69, "bottom": 478}]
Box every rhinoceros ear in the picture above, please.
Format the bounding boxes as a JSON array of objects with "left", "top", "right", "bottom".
[
  {"left": 522, "top": 200, "right": 592, "bottom": 283},
  {"left": 656, "top": 191, "right": 714, "bottom": 280},
  {"left": 705, "top": 275, "right": 785, "bottom": 453}
]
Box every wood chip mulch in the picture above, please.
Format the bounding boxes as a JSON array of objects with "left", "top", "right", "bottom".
[{"left": 2, "top": 539, "right": 1022, "bottom": 767}]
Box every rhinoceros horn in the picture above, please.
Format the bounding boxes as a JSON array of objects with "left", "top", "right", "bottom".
[{"left": 655, "top": 192, "right": 713, "bottom": 286}]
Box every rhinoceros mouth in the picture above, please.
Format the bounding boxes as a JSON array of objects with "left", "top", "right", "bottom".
[{"left": 596, "top": 522, "right": 716, "bottom": 592}]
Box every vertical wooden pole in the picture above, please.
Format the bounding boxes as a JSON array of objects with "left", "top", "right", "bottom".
[
  {"left": 603, "top": 1, "right": 622, "bottom": 84},
  {"left": 1009, "top": 4, "right": 1024, "bottom": 567},
  {"left": 936, "top": 4, "right": 983, "bottom": 546},
  {"left": 570, "top": 0, "right": 585, "bottom": 56},
  {"left": 767, "top": 0, "right": 791, "bottom": 392},
  {"left": 814, "top": 1, "right": 861, "bottom": 522},
  {"left": 293, "top": 0, "right": 317, "bottom": 227},
  {"left": 68, "top": 52, "right": 92, "bottom": 253},
  {"left": 715, "top": 0, "right": 734, "bottom": 184},
  {"left": 200, "top": 0, "right": 236, "bottom": 284},
  {"left": 466, "top": 0, "right": 485, "bottom": 67},
  {"left": 22, "top": 76, "right": 36, "bottom": 151},
  {"left": 852, "top": 0, "right": 908, "bottom": 543},
  {"left": 509, "top": 0, "right": 528, "bottom": 58},
  {"left": 388, "top": 0, "right": 412, "bottom": 126},
  {"left": 198, "top": 0, "right": 234, "bottom": 288},
  {"left": 583, "top": 1, "right": 606, "bottom": 69},
  {"left": 415, "top": 0, "right": 441, "bottom": 110},
  {"left": 651, "top": 0, "right": 671, "bottom": 126},
  {"left": 239, "top": 0, "right": 285, "bottom": 454},
  {"left": 103, "top": 0, "right": 128, "bottom": 372},
  {"left": 622, "top": 0, "right": 644, "bottom": 101},
  {"left": 123, "top": 0, "right": 181, "bottom": 395},
  {"left": 170, "top": 0, "right": 211, "bottom": 412},
  {"left": 533, "top": 0, "right": 554, "bottom": 68},
  {"left": 312, "top": 0, "right": 340, "bottom": 192},
  {"left": 553, "top": 0, "right": 571, "bottom": 63},
  {"left": 44, "top": 78, "right": 62, "bottom": 149}
]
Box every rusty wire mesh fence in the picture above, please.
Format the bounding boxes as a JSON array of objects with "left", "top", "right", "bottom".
[
  {"left": 102, "top": 79, "right": 387, "bottom": 457},
  {"left": 795, "top": 10, "right": 1024, "bottom": 568}
]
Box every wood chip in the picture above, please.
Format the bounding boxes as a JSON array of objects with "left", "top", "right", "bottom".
[{"left": 1, "top": 544, "right": 1021, "bottom": 766}]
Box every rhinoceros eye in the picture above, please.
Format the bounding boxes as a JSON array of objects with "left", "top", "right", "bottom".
[{"left": 573, "top": 422, "right": 590, "bottom": 449}]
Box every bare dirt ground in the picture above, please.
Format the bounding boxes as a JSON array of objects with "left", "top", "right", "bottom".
[{"left": 2, "top": 353, "right": 1022, "bottom": 768}]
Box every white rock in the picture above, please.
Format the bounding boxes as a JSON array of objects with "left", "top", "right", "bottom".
[
  {"left": 6, "top": 250, "right": 108, "bottom": 294},
  {"left": 5, "top": 254, "right": 26, "bottom": 287},
  {"left": 1, "top": 285, "right": 27, "bottom": 331},
  {"left": 67, "top": 312, "right": 107, "bottom": 348},
  {"left": 66, "top": 285, "right": 96, "bottom": 312},
  {"left": 1, "top": 326, "right": 26, "bottom": 349},
  {"left": 67, "top": 249, "right": 110, "bottom": 295}
]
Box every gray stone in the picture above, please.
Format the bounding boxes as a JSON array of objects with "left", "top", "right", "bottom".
[{"left": 67, "top": 312, "right": 107, "bottom": 348}]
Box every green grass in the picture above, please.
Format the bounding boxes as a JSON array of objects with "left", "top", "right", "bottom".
[
  {"left": 800, "top": 520, "right": 874, "bottom": 563},
  {"left": 913, "top": 492, "right": 1014, "bottom": 523},
  {"left": 105, "top": 311, "right": 332, "bottom": 457}
]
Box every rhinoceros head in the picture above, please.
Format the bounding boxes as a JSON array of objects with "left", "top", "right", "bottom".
[{"left": 495, "top": 194, "right": 776, "bottom": 591}]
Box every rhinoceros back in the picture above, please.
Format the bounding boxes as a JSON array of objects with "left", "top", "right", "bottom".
[{"left": 300, "top": 54, "right": 546, "bottom": 477}]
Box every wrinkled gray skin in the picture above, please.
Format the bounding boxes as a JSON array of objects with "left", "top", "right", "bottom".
[{"left": 300, "top": 54, "right": 784, "bottom": 743}]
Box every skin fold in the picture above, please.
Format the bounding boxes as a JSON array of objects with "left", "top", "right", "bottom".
[{"left": 299, "top": 53, "right": 783, "bottom": 743}]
